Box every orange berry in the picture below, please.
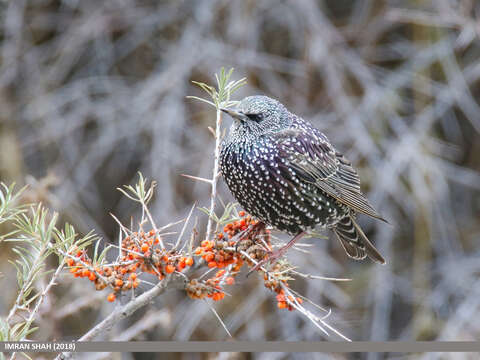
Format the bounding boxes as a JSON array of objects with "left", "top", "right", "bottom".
[
  {"left": 277, "top": 301, "right": 287, "bottom": 309},
  {"left": 207, "top": 261, "right": 217, "bottom": 268},
  {"left": 177, "top": 261, "right": 186, "bottom": 271},
  {"left": 239, "top": 211, "right": 245, "bottom": 217},
  {"left": 132, "top": 280, "right": 139, "bottom": 288},
  {"left": 115, "top": 279, "right": 123, "bottom": 287},
  {"left": 165, "top": 264, "right": 175, "bottom": 273},
  {"left": 194, "top": 247, "right": 202, "bottom": 255},
  {"left": 213, "top": 292, "right": 225, "bottom": 301},
  {"left": 141, "top": 243, "right": 149, "bottom": 252},
  {"left": 240, "top": 219, "right": 246, "bottom": 227},
  {"left": 88, "top": 272, "right": 96, "bottom": 281},
  {"left": 205, "top": 253, "right": 215, "bottom": 262},
  {"left": 162, "top": 255, "right": 169, "bottom": 262},
  {"left": 216, "top": 270, "right": 226, "bottom": 277},
  {"left": 154, "top": 237, "right": 160, "bottom": 244},
  {"left": 120, "top": 267, "right": 127, "bottom": 275},
  {"left": 296, "top": 297, "right": 303, "bottom": 304},
  {"left": 149, "top": 230, "right": 155, "bottom": 237},
  {"left": 201, "top": 240, "right": 209, "bottom": 247},
  {"left": 130, "top": 273, "right": 137, "bottom": 280},
  {"left": 107, "top": 293, "right": 116, "bottom": 302},
  {"left": 66, "top": 258, "right": 75, "bottom": 266},
  {"left": 225, "top": 277, "right": 235, "bottom": 285},
  {"left": 217, "top": 233, "right": 224, "bottom": 239},
  {"left": 185, "top": 257, "right": 194, "bottom": 266}
]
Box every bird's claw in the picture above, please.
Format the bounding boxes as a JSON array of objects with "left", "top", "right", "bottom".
[{"left": 246, "top": 250, "right": 282, "bottom": 276}]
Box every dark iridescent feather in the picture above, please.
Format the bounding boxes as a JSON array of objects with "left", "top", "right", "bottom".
[{"left": 273, "top": 128, "right": 387, "bottom": 223}]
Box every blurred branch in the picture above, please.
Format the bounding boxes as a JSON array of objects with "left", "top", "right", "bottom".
[{"left": 56, "top": 278, "right": 172, "bottom": 360}]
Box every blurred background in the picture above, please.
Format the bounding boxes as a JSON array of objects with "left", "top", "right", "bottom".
[{"left": 1, "top": 0, "right": 480, "bottom": 358}]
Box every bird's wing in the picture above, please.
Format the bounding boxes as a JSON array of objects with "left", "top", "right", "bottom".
[{"left": 271, "top": 128, "right": 387, "bottom": 222}]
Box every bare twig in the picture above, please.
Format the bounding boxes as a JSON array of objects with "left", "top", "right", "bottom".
[
  {"left": 205, "top": 108, "right": 223, "bottom": 242},
  {"left": 56, "top": 277, "right": 172, "bottom": 360}
]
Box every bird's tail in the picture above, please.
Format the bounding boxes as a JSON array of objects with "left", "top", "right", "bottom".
[{"left": 332, "top": 215, "right": 386, "bottom": 264}]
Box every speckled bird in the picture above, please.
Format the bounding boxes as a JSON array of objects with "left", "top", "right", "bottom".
[{"left": 220, "top": 95, "right": 386, "bottom": 265}]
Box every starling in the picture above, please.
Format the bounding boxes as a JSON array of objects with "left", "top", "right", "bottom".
[{"left": 220, "top": 95, "right": 386, "bottom": 265}]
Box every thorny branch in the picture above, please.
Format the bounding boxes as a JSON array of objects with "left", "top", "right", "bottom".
[
  {"left": 205, "top": 108, "right": 223, "bottom": 242},
  {"left": 56, "top": 278, "right": 171, "bottom": 360}
]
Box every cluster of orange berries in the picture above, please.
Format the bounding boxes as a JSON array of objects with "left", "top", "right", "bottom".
[
  {"left": 189, "top": 211, "right": 301, "bottom": 311},
  {"left": 259, "top": 261, "right": 301, "bottom": 311},
  {"left": 121, "top": 230, "right": 194, "bottom": 278},
  {"left": 194, "top": 211, "right": 272, "bottom": 268},
  {"left": 185, "top": 269, "right": 235, "bottom": 301},
  {"left": 67, "top": 212, "right": 303, "bottom": 312},
  {"left": 275, "top": 289, "right": 303, "bottom": 311},
  {"left": 66, "top": 229, "right": 195, "bottom": 302}
]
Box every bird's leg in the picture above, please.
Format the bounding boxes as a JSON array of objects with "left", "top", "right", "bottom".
[{"left": 248, "top": 231, "right": 306, "bottom": 274}]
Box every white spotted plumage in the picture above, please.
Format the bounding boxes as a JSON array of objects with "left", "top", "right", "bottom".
[{"left": 220, "top": 95, "right": 387, "bottom": 264}]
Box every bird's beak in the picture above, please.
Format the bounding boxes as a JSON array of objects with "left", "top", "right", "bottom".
[{"left": 220, "top": 108, "right": 249, "bottom": 122}]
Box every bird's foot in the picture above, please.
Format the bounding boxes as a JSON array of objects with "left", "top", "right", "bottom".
[
  {"left": 247, "top": 248, "right": 286, "bottom": 275},
  {"left": 247, "top": 231, "right": 306, "bottom": 276}
]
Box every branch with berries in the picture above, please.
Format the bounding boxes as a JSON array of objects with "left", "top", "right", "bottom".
[
  {"left": 61, "top": 175, "right": 349, "bottom": 343},
  {"left": 53, "top": 68, "right": 352, "bottom": 359}
]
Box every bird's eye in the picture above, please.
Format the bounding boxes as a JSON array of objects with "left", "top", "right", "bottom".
[{"left": 246, "top": 113, "right": 264, "bottom": 122}]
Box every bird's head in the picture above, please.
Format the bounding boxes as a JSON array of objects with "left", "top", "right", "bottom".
[{"left": 221, "top": 95, "right": 292, "bottom": 138}]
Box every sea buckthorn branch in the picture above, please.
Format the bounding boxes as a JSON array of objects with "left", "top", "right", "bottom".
[
  {"left": 61, "top": 60, "right": 349, "bottom": 342},
  {"left": 0, "top": 197, "right": 97, "bottom": 358},
  {"left": 117, "top": 172, "right": 165, "bottom": 249},
  {"left": 186, "top": 204, "right": 352, "bottom": 340},
  {"left": 187, "top": 67, "right": 247, "bottom": 242},
  {"left": 56, "top": 277, "right": 172, "bottom": 360}
]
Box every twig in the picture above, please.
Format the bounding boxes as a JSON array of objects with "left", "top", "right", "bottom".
[
  {"left": 172, "top": 202, "right": 196, "bottom": 250},
  {"left": 56, "top": 277, "right": 172, "bottom": 360},
  {"left": 205, "top": 108, "right": 223, "bottom": 242},
  {"left": 180, "top": 174, "right": 213, "bottom": 184},
  {"left": 291, "top": 270, "right": 352, "bottom": 282},
  {"left": 205, "top": 299, "right": 232, "bottom": 338},
  {"left": 113, "top": 309, "right": 171, "bottom": 341}
]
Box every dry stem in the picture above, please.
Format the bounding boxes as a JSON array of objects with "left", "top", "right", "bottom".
[{"left": 205, "top": 108, "right": 223, "bottom": 242}]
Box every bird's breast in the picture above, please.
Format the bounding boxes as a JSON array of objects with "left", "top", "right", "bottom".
[{"left": 220, "top": 137, "right": 347, "bottom": 234}]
